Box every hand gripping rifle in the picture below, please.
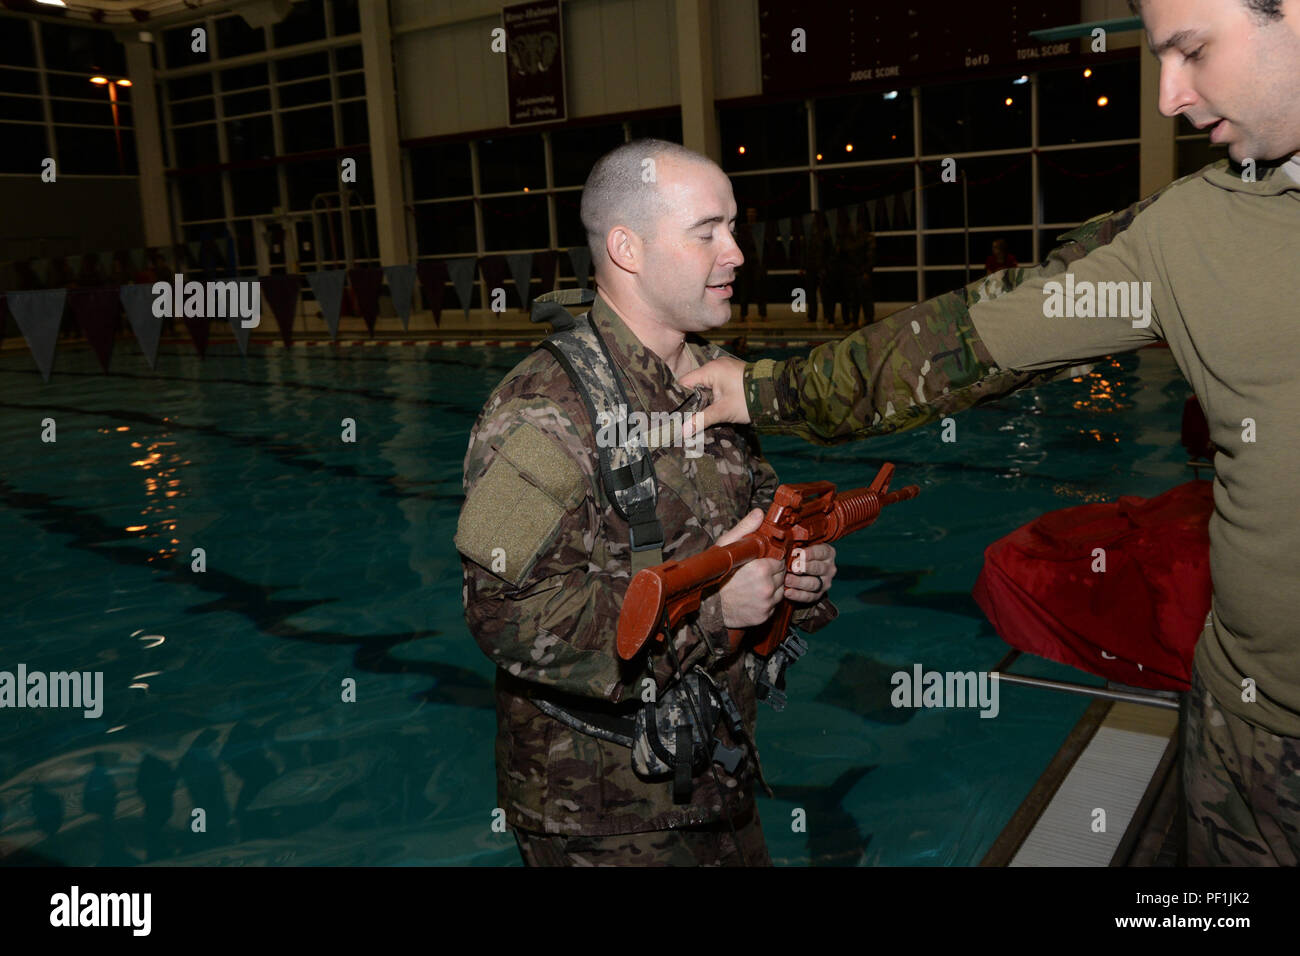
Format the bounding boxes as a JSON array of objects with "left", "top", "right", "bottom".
[{"left": 616, "top": 463, "right": 919, "bottom": 661}]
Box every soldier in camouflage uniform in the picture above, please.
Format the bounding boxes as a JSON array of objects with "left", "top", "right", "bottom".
[
  {"left": 681, "top": 0, "right": 1300, "bottom": 866},
  {"left": 456, "top": 139, "right": 839, "bottom": 866}
]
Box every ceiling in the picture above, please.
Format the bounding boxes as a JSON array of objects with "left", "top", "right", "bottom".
[{"left": 2, "top": 0, "right": 247, "bottom": 27}]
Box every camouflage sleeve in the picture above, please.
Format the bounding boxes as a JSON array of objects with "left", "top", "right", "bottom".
[
  {"left": 745, "top": 431, "right": 838, "bottom": 634},
  {"left": 742, "top": 170, "right": 1200, "bottom": 444},
  {"left": 457, "top": 394, "right": 634, "bottom": 702}
]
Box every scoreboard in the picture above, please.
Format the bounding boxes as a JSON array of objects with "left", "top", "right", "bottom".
[{"left": 760, "top": 2, "right": 1085, "bottom": 95}]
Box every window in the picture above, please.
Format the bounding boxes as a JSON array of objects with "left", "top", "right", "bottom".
[
  {"left": 339, "top": 100, "right": 368, "bottom": 147},
  {"left": 221, "top": 63, "right": 269, "bottom": 91},
  {"left": 331, "top": 0, "right": 361, "bottom": 36},
  {"left": 173, "top": 123, "right": 219, "bottom": 168},
  {"left": 922, "top": 153, "right": 1032, "bottom": 229},
  {"left": 550, "top": 122, "right": 624, "bottom": 186},
  {"left": 410, "top": 142, "right": 472, "bottom": 199},
  {"left": 226, "top": 115, "right": 274, "bottom": 161},
  {"left": 815, "top": 90, "right": 913, "bottom": 162},
  {"left": 478, "top": 134, "right": 544, "bottom": 194},
  {"left": 279, "top": 78, "right": 331, "bottom": 108},
  {"left": 281, "top": 105, "right": 335, "bottom": 153},
  {"left": 1039, "top": 59, "right": 1139, "bottom": 146},
  {"left": 816, "top": 162, "right": 913, "bottom": 216},
  {"left": 414, "top": 200, "right": 475, "bottom": 256},
  {"left": 273, "top": 0, "right": 326, "bottom": 48},
  {"left": 628, "top": 112, "right": 680, "bottom": 142},
  {"left": 41, "top": 23, "right": 125, "bottom": 74},
  {"left": 216, "top": 15, "right": 266, "bottom": 59},
  {"left": 276, "top": 51, "right": 329, "bottom": 82},
  {"left": 728, "top": 171, "right": 810, "bottom": 224},
  {"left": 0, "top": 19, "right": 36, "bottom": 66},
  {"left": 720, "top": 100, "right": 808, "bottom": 171},
  {"left": 922, "top": 77, "right": 1030, "bottom": 154},
  {"left": 482, "top": 195, "right": 548, "bottom": 251},
  {"left": 229, "top": 167, "right": 279, "bottom": 216},
  {"left": 0, "top": 122, "right": 46, "bottom": 173},
  {"left": 1039, "top": 145, "right": 1139, "bottom": 225},
  {"left": 164, "top": 25, "right": 208, "bottom": 69}
]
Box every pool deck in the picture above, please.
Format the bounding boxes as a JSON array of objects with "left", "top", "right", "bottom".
[{"left": 0, "top": 302, "right": 911, "bottom": 353}]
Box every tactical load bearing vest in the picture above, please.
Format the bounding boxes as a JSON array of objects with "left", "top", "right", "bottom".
[{"left": 523, "top": 288, "right": 765, "bottom": 802}]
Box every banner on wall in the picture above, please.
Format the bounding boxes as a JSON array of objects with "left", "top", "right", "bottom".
[{"left": 503, "top": 2, "right": 567, "bottom": 127}]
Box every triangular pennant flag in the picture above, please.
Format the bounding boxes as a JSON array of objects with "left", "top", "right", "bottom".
[
  {"left": 227, "top": 282, "right": 255, "bottom": 356},
  {"left": 777, "top": 217, "right": 791, "bottom": 259},
  {"left": 902, "top": 189, "right": 914, "bottom": 227},
  {"left": 306, "top": 269, "right": 347, "bottom": 341},
  {"left": 69, "top": 287, "right": 121, "bottom": 373},
  {"left": 566, "top": 246, "right": 591, "bottom": 289},
  {"left": 120, "top": 283, "right": 163, "bottom": 368},
  {"left": 186, "top": 241, "right": 201, "bottom": 270},
  {"left": 184, "top": 316, "right": 211, "bottom": 357},
  {"left": 532, "top": 250, "right": 557, "bottom": 297},
  {"left": 751, "top": 222, "right": 766, "bottom": 268},
  {"left": 0, "top": 294, "right": 7, "bottom": 343},
  {"left": 881, "top": 195, "right": 894, "bottom": 229},
  {"left": 893, "top": 191, "right": 908, "bottom": 229},
  {"left": 867, "top": 199, "right": 878, "bottom": 232},
  {"left": 504, "top": 252, "right": 534, "bottom": 310},
  {"left": 478, "top": 255, "right": 507, "bottom": 315},
  {"left": 800, "top": 212, "right": 813, "bottom": 239},
  {"left": 445, "top": 257, "right": 477, "bottom": 318},
  {"left": 826, "top": 207, "right": 840, "bottom": 237},
  {"left": 260, "top": 274, "right": 301, "bottom": 346},
  {"left": 416, "top": 260, "right": 448, "bottom": 327},
  {"left": 8, "top": 289, "right": 66, "bottom": 382},
  {"left": 348, "top": 267, "right": 383, "bottom": 334},
  {"left": 383, "top": 265, "right": 416, "bottom": 330}
]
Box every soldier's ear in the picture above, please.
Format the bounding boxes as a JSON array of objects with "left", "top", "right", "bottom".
[{"left": 607, "top": 226, "right": 640, "bottom": 273}]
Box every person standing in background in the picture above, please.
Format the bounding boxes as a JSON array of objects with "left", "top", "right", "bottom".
[
  {"left": 984, "top": 237, "right": 1019, "bottom": 275},
  {"left": 799, "top": 211, "right": 835, "bottom": 326}
]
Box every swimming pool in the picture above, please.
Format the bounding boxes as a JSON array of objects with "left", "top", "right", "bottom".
[{"left": 0, "top": 339, "right": 1193, "bottom": 865}]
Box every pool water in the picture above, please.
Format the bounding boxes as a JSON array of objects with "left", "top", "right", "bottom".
[{"left": 0, "top": 340, "right": 1194, "bottom": 866}]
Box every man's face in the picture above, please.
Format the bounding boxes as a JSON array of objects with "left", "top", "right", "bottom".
[
  {"left": 637, "top": 157, "right": 742, "bottom": 334},
  {"left": 1142, "top": 0, "right": 1300, "bottom": 162}
]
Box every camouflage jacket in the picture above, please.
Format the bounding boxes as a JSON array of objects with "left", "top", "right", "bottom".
[
  {"left": 741, "top": 170, "right": 1207, "bottom": 441},
  {"left": 457, "top": 294, "right": 837, "bottom": 836}
]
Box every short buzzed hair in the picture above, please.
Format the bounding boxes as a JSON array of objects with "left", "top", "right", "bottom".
[
  {"left": 579, "top": 138, "right": 714, "bottom": 271},
  {"left": 1126, "top": 0, "right": 1283, "bottom": 21}
]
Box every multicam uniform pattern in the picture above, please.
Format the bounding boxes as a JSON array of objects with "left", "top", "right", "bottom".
[
  {"left": 1182, "top": 660, "right": 1300, "bottom": 865},
  {"left": 456, "top": 293, "right": 836, "bottom": 846}
]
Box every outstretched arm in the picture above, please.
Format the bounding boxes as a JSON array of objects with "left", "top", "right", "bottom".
[{"left": 683, "top": 171, "right": 1193, "bottom": 444}]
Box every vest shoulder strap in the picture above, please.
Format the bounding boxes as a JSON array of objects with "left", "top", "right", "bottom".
[{"left": 530, "top": 290, "right": 664, "bottom": 571}]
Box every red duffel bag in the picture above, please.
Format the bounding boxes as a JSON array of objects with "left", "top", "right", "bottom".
[{"left": 972, "top": 480, "right": 1213, "bottom": 691}]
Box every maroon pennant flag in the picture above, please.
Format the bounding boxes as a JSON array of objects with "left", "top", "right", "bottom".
[
  {"left": 69, "top": 287, "right": 122, "bottom": 373},
  {"left": 260, "top": 274, "right": 301, "bottom": 347},
  {"left": 478, "top": 255, "right": 508, "bottom": 311},
  {"left": 416, "top": 260, "right": 448, "bottom": 327},
  {"left": 184, "top": 316, "right": 211, "bottom": 357},
  {"left": 348, "top": 267, "right": 383, "bottom": 335},
  {"left": 533, "top": 250, "right": 558, "bottom": 298}
]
